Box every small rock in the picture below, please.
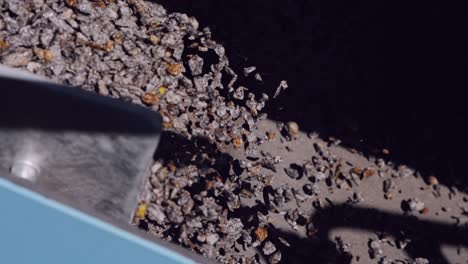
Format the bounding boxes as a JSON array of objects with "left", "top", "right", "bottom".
[
  {"left": 233, "top": 136, "right": 244, "bottom": 149},
  {"left": 205, "top": 233, "right": 219, "bottom": 246},
  {"left": 363, "top": 167, "right": 375, "bottom": 178},
  {"left": 385, "top": 191, "right": 393, "bottom": 200},
  {"left": 383, "top": 179, "right": 394, "bottom": 193},
  {"left": 262, "top": 241, "right": 276, "bottom": 256},
  {"left": 188, "top": 55, "right": 203, "bottom": 76},
  {"left": 286, "top": 121, "right": 300, "bottom": 139},
  {"left": 141, "top": 92, "right": 159, "bottom": 106},
  {"left": 284, "top": 163, "right": 304, "bottom": 179},
  {"left": 413, "top": 258, "right": 429, "bottom": 264},
  {"left": 267, "top": 131, "right": 276, "bottom": 140},
  {"left": 149, "top": 35, "right": 160, "bottom": 45},
  {"left": 166, "top": 63, "right": 183, "bottom": 76},
  {"left": 254, "top": 226, "right": 268, "bottom": 242},
  {"left": 273, "top": 80, "right": 288, "bottom": 98},
  {"left": 134, "top": 202, "right": 147, "bottom": 219},
  {"left": 254, "top": 72, "right": 263, "bottom": 82},
  {"left": 147, "top": 205, "right": 166, "bottom": 223},
  {"left": 243, "top": 66, "right": 256, "bottom": 76},
  {"left": 2, "top": 48, "right": 33, "bottom": 67},
  {"left": 0, "top": 38, "right": 8, "bottom": 52},
  {"left": 303, "top": 184, "right": 314, "bottom": 195},
  {"left": 398, "top": 165, "right": 415, "bottom": 178},
  {"left": 427, "top": 175, "right": 439, "bottom": 186},
  {"left": 315, "top": 172, "right": 327, "bottom": 181},
  {"left": 406, "top": 198, "right": 425, "bottom": 212},
  {"left": 368, "top": 239, "right": 383, "bottom": 259},
  {"left": 97, "top": 80, "right": 109, "bottom": 96},
  {"left": 268, "top": 251, "right": 282, "bottom": 264}
]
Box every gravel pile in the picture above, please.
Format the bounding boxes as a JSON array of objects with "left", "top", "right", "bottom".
[
  {"left": 0, "top": 0, "right": 268, "bottom": 140},
  {"left": 1, "top": 1, "right": 467, "bottom": 264},
  {"left": 0, "top": 0, "right": 273, "bottom": 262}
]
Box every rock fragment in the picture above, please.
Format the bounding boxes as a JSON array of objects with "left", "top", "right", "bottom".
[
  {"left": 254, "top": 227, "right": 268, "bottom": 242},
  {"left": 368, "top": 239, "right": 383, "bottom": 259},
  {"left": 1, "top": 48, "right": 32, "bottom": 67},
  {"left": 262, "top": 241, "right": 276, "bottom": 256},
  {"left": 284, "top": 163, "right": 304, "bottom": 179},
  {"left": 286, "top": 121, "right": 300, "bottom": 139},
  {"left": 406, "top": 198, "right": 425, "bottom": 212},
  {"left": 268, "top": 251, "right": 282, "bottom": 264}
]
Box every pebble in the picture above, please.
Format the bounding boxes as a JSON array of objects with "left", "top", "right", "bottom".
[
  {"left": 383, "top": 179, "right": 394, "bottom": 193},
  {"left": 369, "top": 239, "right": 383, "bottom": 259},
  {"left": 243, "top": 66, "right": 256, "bottom": 76},
  {"left": 284, "top": 163, "right": 304, "bottom": 179},
  {"left": 268, "top": 251, "right": 282, "bottom": 264},
  {"left": 398, "top": 165, "right": 415, "bottom": 178},
  {"left": 206, "top": 233, "right": 219, "bottom": 246},
  {"left": 273, "top": 80, "right": 288, "bottom": 98},
  {"left": 303, "top": 183, "right": 314, "bottom": 195},
  {"left": 262, "top": 241, "right": 277, "bottom": 256},
  {"left": 0, "top": 38, "right": 8, "bottom": 51},
  {"left": 1, "top": 48, "right": 32, "bottom": 67},
  {"left": 147, "top": 205, "right": 166, "bottom": 223},
  {"left": 413, "top": 258, "right": 430, "bottom": 264},
  {"left": 427, "top": 175, "right": 439, "bottom": 186},
  {"left": 407, "top": 198, "right": 425, "bottom": 212},
  {"left": 286, "top": 121, "right": 300, "bottom": 139},
  {"left": 254, "top": 226, "right": 268, "bottom": 242}
]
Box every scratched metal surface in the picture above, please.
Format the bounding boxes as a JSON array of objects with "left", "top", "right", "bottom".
[{"left": 0, "top": 65, "right": 161, "bottom": 223}]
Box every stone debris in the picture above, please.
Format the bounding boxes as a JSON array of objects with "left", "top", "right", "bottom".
[
  {"left": 413, "top": 258, "right": 430, "bottom": 264},
  {"left": 284, "top": 163, "right": 303, "bottom": 179},
  {"left": 285, "top": 121, "right": 299, "bottom": 140},
  {"left": 268, "top": 251, "right": 282, "bottom": 264},
  {"left": 406, "top": 198, "right": 425, "bottom": 213},
  {"left": 368, "top": 239, "right": 383, "bottom": 259},
  {"left": 262, "top": 241, "right": 277, "bottom": 256},
  {"left": 254, "top": 226, "right": 268, "bottom": 242},
  {"left": 273, "top": 80, "right": 288, "bottom": 98}
]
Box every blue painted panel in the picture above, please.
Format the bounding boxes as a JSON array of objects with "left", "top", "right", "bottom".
[{"left": 0, "top": 178, "right": 195, "bottom": 264}]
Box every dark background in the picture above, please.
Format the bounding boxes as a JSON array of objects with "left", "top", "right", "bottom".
[{"left": 159, "top": 1, "right": 468, "bottom": 191}]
